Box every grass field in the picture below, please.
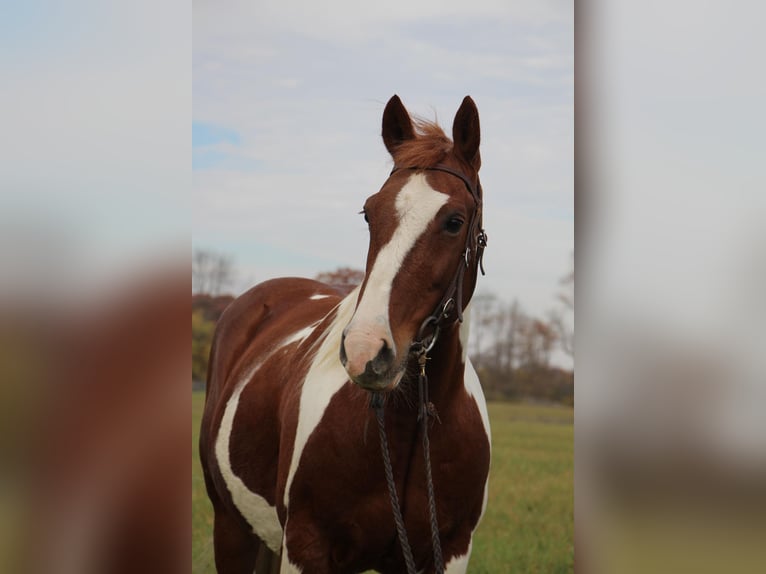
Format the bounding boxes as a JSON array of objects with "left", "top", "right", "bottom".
[{"left": 192, "top": 392, "right": 573, "bottom": 573}]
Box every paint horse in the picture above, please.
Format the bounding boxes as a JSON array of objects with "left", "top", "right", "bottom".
[{"left": 200, "top": 95, "right": 491, "bottom": 574}]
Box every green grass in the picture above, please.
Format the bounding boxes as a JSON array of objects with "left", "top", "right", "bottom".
[
  {"left": 192, "top": 393, "right": 573, "bottom": 573},
  {"left": 193, "top": 392, "right": 216, "bottom": 571},
  {"left": 469, "top": 403, "right": 574, "bottom": 573}
]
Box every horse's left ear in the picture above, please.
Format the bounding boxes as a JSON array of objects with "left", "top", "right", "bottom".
[
  {"left": 452, "top": 96, "right": 481, "bottom": 170},
  {"left": 382, "top": 95, "right": 415, "bottom": 157}
]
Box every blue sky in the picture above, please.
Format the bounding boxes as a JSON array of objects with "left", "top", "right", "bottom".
[
  {"left": 1, "top": 1, "right": 190, "bottom": 294},
  {"left": 193, "top": 0, "right": 573, "bottom": 329}
]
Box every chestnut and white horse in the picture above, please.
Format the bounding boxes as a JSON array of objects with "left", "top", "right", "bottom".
[{"left": 200, "top": 95, "right": 491, "bottom": 574}]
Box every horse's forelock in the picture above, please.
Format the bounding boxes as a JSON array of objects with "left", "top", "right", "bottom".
[{"left": 391, "top": 119, "right": 453, "bottom": 169}]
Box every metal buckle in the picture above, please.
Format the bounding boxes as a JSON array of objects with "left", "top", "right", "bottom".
[{"left": 440, "top": 298, "right": 455, "bottom": 319}]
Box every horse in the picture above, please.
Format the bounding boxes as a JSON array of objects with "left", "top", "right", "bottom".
[{"left": 199, "top": 95, "right": 491, "bottom": 574}]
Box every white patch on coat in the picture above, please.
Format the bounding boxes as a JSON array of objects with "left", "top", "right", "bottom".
[
  {"left": 215, "top": 324, "right": 320, "bottom": 553},
  {"left": 278, "top": 557, "right": 302, "bottom": 574},
  {"left": 279, "top": 525, "right": 303, "bottom": 574},
  {"left": 480, "top": 476, "right": 490, "bottom": 524},
  {"left": 464, "top": 357, "right": 491, "bottom": 448},
  {"left": 281, "top": 321, "right": 320, "bottom": 347},
  {"left": 309, "top": 294, "right": 330, "bottom": 300},
  {"left": 283, "top": 286, "right": 360, "bottom": 509},
  {"left": 216, "top": 360, "right": 282, "bottom": 552},
  {"left": 459, "top": 304, "right": 472, "bottom": 362},
  {"left": 445, "top": 540, "right": 473, "bottom": 573},
  {"left": 464, "top": 357, "right": 491, "bottom": 526},
  {"left": 348, "top": 173, "right": 449, "bottom": 332}
]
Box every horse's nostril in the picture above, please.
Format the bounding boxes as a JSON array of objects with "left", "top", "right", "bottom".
[
  {"left": 370, "top": 339, "right": 394, "bottom": 375},
  {"left": 339, "top": 333, "right": 348, "bottom": 366}
]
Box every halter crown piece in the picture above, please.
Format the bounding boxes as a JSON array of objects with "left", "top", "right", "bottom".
[{"left": 370, "top": 164, "right": 488, "bottom": 574}]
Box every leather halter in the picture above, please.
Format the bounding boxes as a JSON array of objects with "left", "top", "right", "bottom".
[{"left": 389, "top": 163, "right": 488, "bottom": 355}]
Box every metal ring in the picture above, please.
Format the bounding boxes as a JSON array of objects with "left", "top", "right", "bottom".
[
  {"left": 411, "top": 314, "right": 441, "bottom": 357},
  {"left": 423, "top": 325, "right": 440, "bottom": 354},
  {"left": 417, "top": 314, "right": 438, "bottom": 339}
]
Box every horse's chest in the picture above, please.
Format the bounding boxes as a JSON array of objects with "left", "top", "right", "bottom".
[
  {"left": 284, "top": 405, "right": 488, "bottom": 572},
  {"left": 288, "top": 394, "right": 490, "bottom": 529}
]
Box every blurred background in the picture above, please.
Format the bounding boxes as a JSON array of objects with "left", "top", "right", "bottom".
[
  {"left": 192, "top": 2, "right": 574, "bottom": 571},
  {"left": 0, "top": 1, "right": 190, "bottom": 573},
  {"left": 579, "top": 1, "right": 766, "bottom": 572},
  {"left": 2, "top": 0, "right": 765, "bottom": 573}
]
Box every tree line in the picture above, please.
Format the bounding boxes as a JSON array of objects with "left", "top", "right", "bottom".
[
  {"left": 192, "top": 250, "right": 573, "bottom": 404},
  {"left": 192, "top": 249, "right": 234, "bottom": 296},
  {"left": 467, "top": 292, "right": 573, "bottom": 405}
]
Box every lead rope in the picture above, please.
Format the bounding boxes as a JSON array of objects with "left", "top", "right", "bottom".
[
  {"left": 370, "top": 346, "right": 444, "bottom": 574},
  {"left": 371, "top": 393, "right": 418, "bottom": 573},
  {"left": 416, "top": 350, "right": 445, "bottom": 574},
  {"left": 369, "top": 164, "right": 484, "bottom": 573}
]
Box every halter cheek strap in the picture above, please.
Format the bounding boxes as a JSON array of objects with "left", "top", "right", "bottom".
[{"left": 389, "top": 163, "right": 488, "bottom": 350}]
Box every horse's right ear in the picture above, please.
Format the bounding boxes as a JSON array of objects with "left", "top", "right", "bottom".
[{"left": 382, "top": 95, "right": 415, "bottom": 156}]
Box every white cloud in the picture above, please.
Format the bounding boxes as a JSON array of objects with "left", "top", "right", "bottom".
[
  {"left": 193, "top": 0, "right": 573, "bottom": 324},
  {"left": 194, "top": 0, "right": 568, "bottom": 47}
]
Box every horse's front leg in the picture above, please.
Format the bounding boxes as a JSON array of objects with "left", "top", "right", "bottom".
[
  {"left": 279, "top": 515, "right": 331, "bottom": 574},
  {"left": 211, "top": 507, "right": 259, "bottom": 574}
]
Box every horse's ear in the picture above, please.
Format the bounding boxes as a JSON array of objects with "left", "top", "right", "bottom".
[
  {"left": 382, "top": 95, "right": 415, "bottom": 156},
  {"left": 452, "top": 96, "right": 481, "bottom": 170}
]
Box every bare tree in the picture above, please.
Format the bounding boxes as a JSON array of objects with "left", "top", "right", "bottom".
[
  {"left": 315, "top": 267, "right": 365, "bottom": 294},
  {"left": 551, "top": 253, "right": 574, "bottom": 358},
  {"left": 192, "top": 249, "right": 235, "bottom": 295},
  {"left": 498, "top": 299, "right": 524, "bottom": 372},
  {"left": 469, "top": 292, "right": 498, "bottom": 367},
  {"left": 210, "top": 254, "right": 234, "bottom": 296},
  {"left": 518, "top": 317, "right": 558, "bottom": 368},
  {"left": 559, "top": 253, "right": 574, "bottom": 310},
  {"left": 192, "top": 250, "right": 209, "bottom": 294}
]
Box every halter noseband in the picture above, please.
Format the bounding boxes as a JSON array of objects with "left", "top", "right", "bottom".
[{"left": 388, "top": 163, "right": 488, "bottom": 355}]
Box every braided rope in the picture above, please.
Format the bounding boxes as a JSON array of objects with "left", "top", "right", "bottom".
[
  {"left": 373, "top": 402, "right": 417, "bottom": 574},
  {"left": 366, "top": 162, "right": 485, "bottom": 573},
  {"left": 371, "top": 351, "right": 445, "bottom": 574},
  {"left": 418, "top": 366, "right": 444, "bottom": 574}
]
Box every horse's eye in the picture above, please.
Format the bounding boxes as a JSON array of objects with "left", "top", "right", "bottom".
[
  {"left": 359, "top": 209, "right": 369, "bottom": 224},
  {"left": 444, "top": 217, "right": 464, "bottom": 235}
]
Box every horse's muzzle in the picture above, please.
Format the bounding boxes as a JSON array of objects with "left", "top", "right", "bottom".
[{"left": 340, "top": 331, "right": 401, "bottom": 391}]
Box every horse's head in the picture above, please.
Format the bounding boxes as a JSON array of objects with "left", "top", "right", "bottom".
[{"left": 340, "top": 95, "right": 486, "bottom": 392}]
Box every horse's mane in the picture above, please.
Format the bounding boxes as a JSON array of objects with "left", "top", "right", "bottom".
[{"left": 391, "top": 118, "right": 453, "bottom": 168}]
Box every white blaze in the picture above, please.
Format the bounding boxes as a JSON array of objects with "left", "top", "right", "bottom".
[{"left": 343, "top": 174, "right": 448, "bottom": 366}]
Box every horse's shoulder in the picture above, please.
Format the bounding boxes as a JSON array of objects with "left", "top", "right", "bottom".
[{"left": 206, "top": 278, "right": 340, "bottom": 398}]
